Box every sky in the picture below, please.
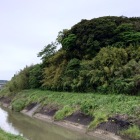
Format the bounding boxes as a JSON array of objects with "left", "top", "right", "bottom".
[{"left": 0, "top": 0, "right": 140, "bottom": 80}]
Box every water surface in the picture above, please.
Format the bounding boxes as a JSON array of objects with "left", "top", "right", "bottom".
[{"left": 0, "top": 106, "right": 101, "bottom": 140}]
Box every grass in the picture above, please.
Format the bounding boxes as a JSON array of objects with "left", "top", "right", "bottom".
[
  {"left": 120, "top": 125, "right": 140, "bottom": 140},
  {"left": 54, "top": 105, "right": 75, "bottom": 120},
  {"left": 12, "top": 98, "right": 26, "bottom": 112},
  {"left": 0, "top": 89, "right": 140, "bottom": 132},
  {"left": 88, "top": 111, "right": 108, "bottom": 129},
  {"left": 0, "top": 129, "right": 25, "bottom": 140}
]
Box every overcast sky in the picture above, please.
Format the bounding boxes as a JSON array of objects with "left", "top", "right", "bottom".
[{"left": 0, "top": 0, "right": 140, "bottom": 80}]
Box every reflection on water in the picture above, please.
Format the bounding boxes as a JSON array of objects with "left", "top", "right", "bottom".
[
  {"left": 0, "top": 106, "right": 99, "bottom": 140},
  {"left": 0, "top": 107, "right": 20, "bottom": 135}
]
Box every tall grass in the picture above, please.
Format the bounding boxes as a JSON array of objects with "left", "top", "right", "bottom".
[
  {"left": 121, "top": 125, "right": 140, "bottom": 140},
  {"left": 5, "top": 89, "right": 139, "bottom": 118},
  {"left": 1, "top": 89, "right": 140, "bottom": 132},
  {"left": 0, "top": 129, "right": 25, "bottom": 140}
]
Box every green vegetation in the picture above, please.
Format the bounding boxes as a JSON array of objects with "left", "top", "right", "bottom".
[
  {"left": 12, "top": 98, "right": 26, "bottom": 112},
  {"left": 3, "top": 16, "right": 140, "bottom": 95},
  {"left": 1, "top": 89, "right": 139, "bottom": 128},
  {"left": 0, "top": 129, "right": 25, "bottom": 140},
  {"left": 6, "top": 89, "right": 139, "bottom": 116},
  {"left": 121, "top": 125, "right": 140, "bottom": 140},
  {"left": 0, "top": 16, "right": 140, "bottom": 139},
  {"left": 54, "top": 105, "right": 75, "bottom": 120},
  {"left": 88, "top": 112, "right": 108, "bottom": 129}
]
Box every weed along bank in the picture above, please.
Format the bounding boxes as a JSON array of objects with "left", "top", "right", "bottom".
[{"left": 0, "top": 90, "right": 140, "bottom": 140}]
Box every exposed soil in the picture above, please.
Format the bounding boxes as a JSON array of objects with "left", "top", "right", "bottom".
[
  {"left": 25, "top": 102, "right": 37, "bottom": 111},
  {"left": 39, "top": 105, "right": 58, "bottom": 116},
  {"left": 97, "top": 115, "right": 131, "bottom": 135},
  {"left": 1, "top": 98, "right": 138, "bottom": 140},
  {"left": 65, "top": 111, "right": 93, "bottom": 125},
  {"left": 1, "top": 100, "right": 135, "bottom": 140},
  {"left": 0, "top": 96, "right": 11, "bottom": 104}
]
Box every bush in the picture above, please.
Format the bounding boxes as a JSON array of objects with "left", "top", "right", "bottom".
[
  {"left": 54, "top": 105, "right": 74, "bottom": 120},
  {"left": 88, "top": 112, "right": 108, "bottom": 129},
  {"left": 12, "top": 99, "right": 26, "bottom": 112}
]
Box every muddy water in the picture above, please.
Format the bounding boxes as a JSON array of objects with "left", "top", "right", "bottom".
[{"left": 0, "top": 107, "right": 101, "bottom": 140}]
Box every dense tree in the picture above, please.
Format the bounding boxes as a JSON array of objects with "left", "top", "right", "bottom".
[
  {"left": 5, "top": 16, "right": 140, "bottom": 95},
  {"left": 42, "top": 50, "right": 67, "bottom": 90},
  {"left": 38, "top": 42, "right": 57, "bottom": 62},
  {"left": 56, "top": 29, "right": 68, "bottom": 44},
  {"left": 62, "top": 16, "right": 140, "bottom": 59},
  {"left": 7, "top": 66, "right": 33, "bottom": 92},
  {"left": 29, "top": 64, "right": 42, "bottom": 88}
]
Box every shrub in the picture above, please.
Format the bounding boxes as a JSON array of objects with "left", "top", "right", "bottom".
[
  {"left": 12, "top": 99, "right": 26, "bottom": 112},
  {"left": 54, "top": 105, "right": 74, "bottom": 120},
  {"left": 88, "top": 112, "right": 108, "bottom": 129}
]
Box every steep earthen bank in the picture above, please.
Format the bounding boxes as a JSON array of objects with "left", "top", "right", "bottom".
[
  {"left": 0, "top": 97, "right": 131, "bottom": 140},
  {"left": 21, "top": 106, "right": 123, "bottom": 140}
]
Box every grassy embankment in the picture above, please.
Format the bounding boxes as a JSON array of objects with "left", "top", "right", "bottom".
[
  {"left": 0, "top": 129, "right": 25, "bottom": 140},
  {"left": 0, "top": 89, "right": 140, "bottom": 140}
]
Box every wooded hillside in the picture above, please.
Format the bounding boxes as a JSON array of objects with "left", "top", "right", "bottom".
[{"left": 5, "top": 16, "right": 140, "bottom": 95}]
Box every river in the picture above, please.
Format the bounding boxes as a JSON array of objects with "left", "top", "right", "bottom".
[{"left": 0, "top": 106, "right": 101, "bottom": 140}]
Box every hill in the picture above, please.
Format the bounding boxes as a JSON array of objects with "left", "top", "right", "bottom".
[{"left": 3, "top": 16, "right": 140, "bottom": 95}]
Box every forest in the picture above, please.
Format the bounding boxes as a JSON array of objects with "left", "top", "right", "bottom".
[
  {"left": 1, "top": 16, "right": 140, "bottom": 140},
  {"left": 4, "top": 16, "right": 140, "bottom": 95}
]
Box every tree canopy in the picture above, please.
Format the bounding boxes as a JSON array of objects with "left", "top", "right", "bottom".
[{"left": 5, "top": 16, "right": 140, "bottom": 95}]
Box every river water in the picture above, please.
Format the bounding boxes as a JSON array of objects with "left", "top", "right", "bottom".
[{"left": 0, "top": 106, "right": 101, "bottom": 140}]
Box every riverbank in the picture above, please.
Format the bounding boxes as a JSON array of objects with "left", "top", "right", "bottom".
[
  {"left": 0, "top": 89, "right": 140, "bottom": 140},
  {"left": 0, "top": 129, "right": 25, "bottom": 140},
  {"left": 33, "top": 113, "right": 123, "bottom": 140}
]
